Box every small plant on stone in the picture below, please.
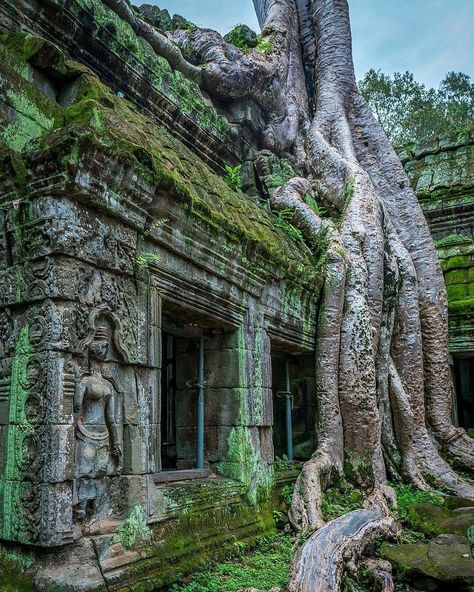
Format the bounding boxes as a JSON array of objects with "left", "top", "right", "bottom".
[
  {"left": 224, "top": 164, "right": 243, "bottom": 191},
  {"left": 144, "top": 217, "right": 168, "bottom": 237},
  {"left": 273, "top": 208, "right": 305, "bottom": 244},
  {"left": 255, "top": 34, "right": 274, "bottom": 55},
  {"left": 135, "top": 251, "right": 161, "bottom": 273},
  {"left": 274, "top": 454, "right": 290, "bottom": 470},
  {"left": 116, "top": 505, "right": 152, "bottom": 550}
]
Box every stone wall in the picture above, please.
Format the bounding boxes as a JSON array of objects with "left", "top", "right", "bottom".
[
  {"left": 0, "top": 4, "right": 320, "bottom": 589},
  {"left": 401, "top": 131, "right": 474, "bottom": 353}
]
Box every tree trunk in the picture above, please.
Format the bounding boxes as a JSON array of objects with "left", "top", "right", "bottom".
[{"left": 100, "top": 0, "right": 474, "bottom": 589}]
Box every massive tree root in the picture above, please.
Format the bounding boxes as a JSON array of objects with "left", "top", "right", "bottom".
[{"left": 102, "top": 0, "right": 474, "bottom": 589}]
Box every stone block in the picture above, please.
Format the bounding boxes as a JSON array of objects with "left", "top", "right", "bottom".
[
  {"left": 0, "top": 479, "right": 73, "bottom": 546},
  {"left": 135, "top": 367, "right": 159, "bottom": 426},
  {"left": 0, "top": 351, "right": 74, "bottom": 426},
  {"left": 1, "top": 424, "right": 75, "bottom": 483},
  {"left": 206, "top": 348, "right": 241, "bottom": 389},
  {"left": 205, "top": 387, "right": 244, "bottom": 427},
  {"left": 176, "top": 426, "right": 196, "bottom": 463},
  {"left": 247, "top": 386, "right": 273, "bottom": 426},
  {"left": 122, "top": 424, "right": 157, "bottom": 475},
  {"left": 259, "top": 426, "right": 274, "bottom": 464}
]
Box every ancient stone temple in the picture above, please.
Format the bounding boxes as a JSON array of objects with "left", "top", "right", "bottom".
[
  {"left": 401, "top": 134, "right": 474, "bottom": 430},
  {"left": 0, "top": 1, "right": 319, "bottom": 589},
  {"left": 0, "top": 1, "right": 472, "bottom": 591}
]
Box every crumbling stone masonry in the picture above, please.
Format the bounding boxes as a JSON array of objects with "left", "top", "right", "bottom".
[{"left": 0, "top": 1, "right": 319, "bottom": 590}]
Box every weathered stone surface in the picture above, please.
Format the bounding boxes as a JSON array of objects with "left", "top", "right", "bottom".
[
  {"left": 407, "top": 503, "right": 474, "bottom": 538},
  {"left": 403, "top": 132, "right": 474, "bottom": 355},
  {"left": 382, "top": 535, "right": 474, "bottom": 591}
]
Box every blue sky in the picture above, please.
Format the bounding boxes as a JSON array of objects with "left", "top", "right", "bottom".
[{"left": 131, "top": 1, "right": 474, "bottom": 88}]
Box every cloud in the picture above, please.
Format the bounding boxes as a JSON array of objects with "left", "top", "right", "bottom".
[{"left": 351, "top": 0, "right": 474, "bottom": 87}]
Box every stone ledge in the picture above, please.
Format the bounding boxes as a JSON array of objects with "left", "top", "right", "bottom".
[{"left": 153, "top": 469, "right": 212, "bottom": 484}]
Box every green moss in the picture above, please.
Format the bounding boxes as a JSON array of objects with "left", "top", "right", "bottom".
[
  {"left": 447, "top": 283, "right": 469, "bottom": 301},
  {"left": 321, "top": 481, "right": 364, "bottom": 521},
  {"left": 435, "top": 233, "right": 472, "bottom": 248},
  {"left": 224, "top": 25, "right": 258, "bottom": 53},
  {"left": 393, "top": 483, "right": 444, "bottom": 524},
  {"left": 170, "top": 532, "right": 295, "bottom": 592},
  {"left": 441, "top": 255, "right": 473, "bottom": 272},
  {"left": 0, "top": 544, "right": 35, "bottom": 592},
  {"left": 448, "top": 297, "right": 474, "bottom": 318},
  {"left": 116, "top": 505, "right": 152, "bottom": 550},
  {"left": 71, "top": 0, "right": 227, "bottom": 134},
  {"left": 218, "top": 426, "right": 273, "bottom": 504},
  {"left": 1, "top": 325, "right": 33, "bottom": 542},
  {"left": 445, "top": 269, "right": 468, "bottom": 285},
  {"left": 0, "top": 41, "right": 63, "bottom": 151}
]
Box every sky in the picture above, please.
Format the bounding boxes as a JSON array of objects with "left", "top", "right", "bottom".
[{"left": 131, "top": 0, "right": 474, "bottom": 88}]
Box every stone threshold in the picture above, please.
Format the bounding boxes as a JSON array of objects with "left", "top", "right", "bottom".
[{"left": 153, "top": 469, "right": 212, "bottom": 484}]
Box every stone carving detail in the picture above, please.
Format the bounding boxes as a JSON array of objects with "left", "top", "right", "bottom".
[
  {"left": 0, "top": 310, "right": 14, "bottom": 358},
  {"left": 74, "top": 326, "right": 122, "bottom": 478},
  {"left": 73, "top": 320, "right": 123, "bottom": 521}
]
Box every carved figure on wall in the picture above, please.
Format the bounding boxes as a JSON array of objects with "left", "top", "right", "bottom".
[{"left": 74, "top": 325, "right": 122, "bottom": 484}]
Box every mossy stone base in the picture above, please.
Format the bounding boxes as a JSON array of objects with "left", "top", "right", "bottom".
[
  {"left": 407, "top": 503, "right": 474, "bottom": 537},
  {"left": 382, "top": 535, "right": 474, "bottom": 591}
]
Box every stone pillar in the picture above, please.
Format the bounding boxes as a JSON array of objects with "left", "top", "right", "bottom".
[{"left": 210, "top": 301, "right": 274, "bottom": 502}]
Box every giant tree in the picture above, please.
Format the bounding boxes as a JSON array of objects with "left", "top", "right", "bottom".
[{"left": 102, "top": 0, "right": 474, "bottom": 589}]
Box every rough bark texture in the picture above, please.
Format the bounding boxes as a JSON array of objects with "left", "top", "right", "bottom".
[{"left": 102, "top": 0, "right": 474, "bottom": 589}]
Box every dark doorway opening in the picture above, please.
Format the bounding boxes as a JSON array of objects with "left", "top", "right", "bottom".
[
  {"left": 161, "top": 332, "right": 177, "bottom": 470},
  {"left": 272, "top": 353, "right": 316, "bottom": 462},
  {"left": 454, "top": 356, "right": 474, "bottom": 430}
]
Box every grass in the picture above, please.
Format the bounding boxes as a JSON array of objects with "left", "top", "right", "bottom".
[
  {"left": 392, "top": 482, "right": 444, "bottom": 523},
  {"left": 169, "top": 533, "right": 296, "bottom": 592}
]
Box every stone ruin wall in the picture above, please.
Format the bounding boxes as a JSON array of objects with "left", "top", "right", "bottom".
[
  {"left": 401, "top": 132, "right": 474, "bottom": 354},
  {"left": 0, "top": 1, "right": 319, "bottom": 589}
]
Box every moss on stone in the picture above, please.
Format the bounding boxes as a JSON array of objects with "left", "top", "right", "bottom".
[
  {"left": 0, "top": 544, "right": 35, "bottom": 592},
  {"left": 447, "top": 283, "right": 469, "bottom": 301},
  {"left": 0, "top": 34, "right": 321, "bottom": 287},
  {"left": 449, "top": 298, "right": 474, "bottom": 319}
]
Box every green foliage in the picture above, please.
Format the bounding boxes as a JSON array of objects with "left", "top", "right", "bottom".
[
  {"left": 224, "top": 164, "right": 243, "bottom": 191},
  {"left": 116, "top": 505, "right": 152, "bottom": 550},
  {"left": 281, "top": 484, "right": 294, "bottom": 506},
  {"left": 135, "top": 251, "right": 161, "bottom": 272},
  {"left": 273, "top": 454, "right": 290, "bottom": 471},
  {"left": 359, "top": 69, "right": 474, "bottom": 146},
  {"left": 304, "top": 193, "right": 328, "bottom": 217},
  {"left": 321, "top": 482, "right": 365, "bottom": 521},
  {"left": 393, "top": 483, "right": 444, "bottom": 523},
  {"left": 169, "top": 533, "right": 295, "bottom": 592},
  {"left": 224, "top": 24, "right": 258, "bottom": 53},
  {"left": 0, "top": 545, "right": 34, "bottom": 592},
  {"left": 144, "top": 217, "right": 168, "bottom": 237},
  {"left": 0, "top": 546, "right": 33, "bottom": 572},
  {"left": 255, "top": 34, "right": 274, "bottom": 55},
  {"left": 273, "top": 209, "right": 305, "bottom": 244},
  {"left": 224, "top": 25, "right": 273, "bottom": 55},
  {"left": 342, "top": 573, "right": 371, "bottom": 592}
]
